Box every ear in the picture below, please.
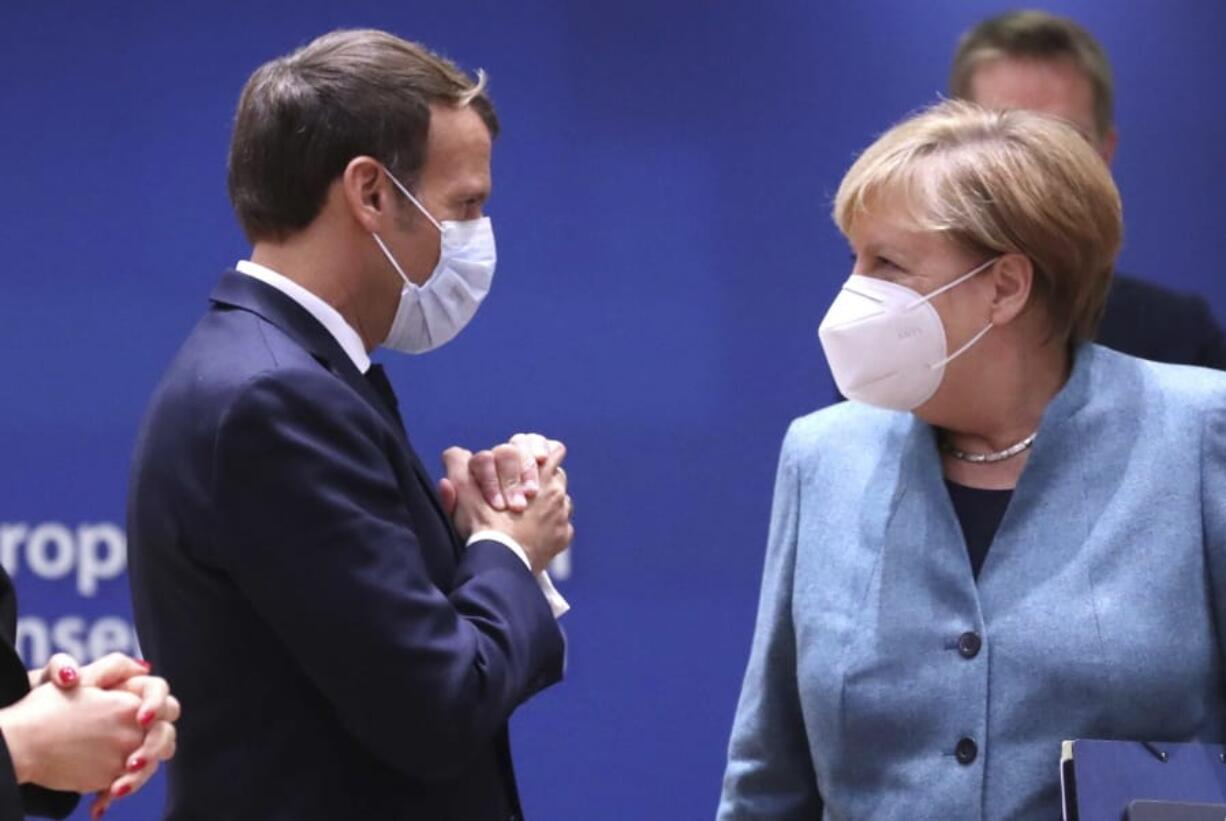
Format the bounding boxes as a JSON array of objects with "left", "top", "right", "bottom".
[
  {"left": 1098, "top": 127, "right": 1119, "bottom": 166},
  {"left": 987, "top": 253, "right": 1033, "bottom": 327},
  {"left": 340, "top": 156, "right": 389, "bottom": 234}
]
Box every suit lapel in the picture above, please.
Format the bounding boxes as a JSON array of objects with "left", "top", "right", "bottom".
[{"left": 209, "top": 271, "right": 464, "bottom": 557}]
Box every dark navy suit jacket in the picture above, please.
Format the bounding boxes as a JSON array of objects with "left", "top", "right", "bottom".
[
  {"left": 127, "top": 271, "right": 564, "bottom": 820},
  {"left": 1098, "top": 274, "right": 1226, "bottom": 368}
]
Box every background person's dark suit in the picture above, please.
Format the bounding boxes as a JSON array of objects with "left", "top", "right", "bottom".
[
  {"left": 1100, "top": 274, "right": 1226, "bottom": 368},
  {"left": 126, "top": 271, "right": 564, "bottom": 821},
  {"left": 0, "top": 570, "right": 78, "bottom": 821}
]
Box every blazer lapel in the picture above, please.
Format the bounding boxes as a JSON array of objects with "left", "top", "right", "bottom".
[
  {"left": 976, "top": 344, "right": 1104, "bottom": 611},
  {"left": 886, "top": 416, "right": 984, "bottom": 627},
  {"left": 209, "top": 271, "right": 463, "bottom": 556}
]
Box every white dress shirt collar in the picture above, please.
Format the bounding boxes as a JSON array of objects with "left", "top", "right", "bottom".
[{"left": 235, "top": 259, "right": 371, "bottom": 374}]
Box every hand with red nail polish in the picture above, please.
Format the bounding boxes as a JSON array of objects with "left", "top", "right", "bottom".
[
  {"left": 7, "top": 651, "right": 181, "bottom": 806},
  {"left": 0, "top": 683, "right": 143, "bottom": 793},
  {"left": 28, "top": 652, "right": 83, "bottom": 691}
]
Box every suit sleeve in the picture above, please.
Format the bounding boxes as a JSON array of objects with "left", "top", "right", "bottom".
[
  {"left": 718, "top": 424, "right": 822, "bottom": 819},
  {"left": 19, "top": 784, "right": 78, "bottom": 819},
  {"left": 0, "top": 736, "right": 22, "bottom": 821},
  {"left": 0, "top": 736, "right": 79, "bottom": 820},
  {"left": 210, "top": 369, "right": 565, "bottom": 780}
]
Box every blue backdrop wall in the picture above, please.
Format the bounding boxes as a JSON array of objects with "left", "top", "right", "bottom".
[{"left": 2, "top": 2, "right": 1224, "bottom": 818}]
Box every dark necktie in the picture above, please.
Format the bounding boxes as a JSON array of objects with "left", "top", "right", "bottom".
[{"left": 364, "top": 364, "right": 405, "bottom": 432}]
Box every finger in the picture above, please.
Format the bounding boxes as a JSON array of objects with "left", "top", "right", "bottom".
[
  {"left": 106, "top": 752, "right": 165, "bottom": 802},
  {"left": 440, "top": 446, "right": 473, "bottom": 480},
  {"left": 79, "top": 653, "right": 151, "bottom": 689},
  {"left": 119, "top": 719, "right": 177, "bottom": 785},
  {"left": 437, "top": 478, "right": 458, "bottom": 516},
  {"left": 468, "top": 450, "right": 505, "bottom": 510},
  {"left": 518, "top": 456, "right": 541, "bottom": 498},
  {"left": 89, "top": 792, "right": 111, "bottom": 820},
  {"left": 44, "top": 652, "right": 82, "bottom": 689},
  {"left": 566, "top": 495, "right": 574, "bottom": 520},
  {"left": 491, "top": 444, "right": 528, "bottom": 511},
  {"left": 509, "top": 435, "right": 543, "bottom": 495},
  {"left": 511, "top": 432, "right": 551, "bottom": 464},
  {"left": 135, "top": 677, "right": 169, "bottom": 727},
  {"left": 114, "top": 678, "right": 181, "bottom": 722},
  {"left": 539, "top": 442, "right": 568, "bottom": 480}
]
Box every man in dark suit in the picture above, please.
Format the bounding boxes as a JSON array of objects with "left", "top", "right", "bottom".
[
  {"left": 127, "top": 29, "right": 574, "bottom": 820},
  {"left": 950, "top": 10, "right": 1226, "bottom": 368}
]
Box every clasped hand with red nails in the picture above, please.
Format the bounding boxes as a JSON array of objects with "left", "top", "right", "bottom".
[{"left": 0, "top": 651, "right": 180, "bottom": 819}]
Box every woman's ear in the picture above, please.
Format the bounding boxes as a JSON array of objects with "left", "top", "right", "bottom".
[
  {"left": 340, "top": 156, "right": 386, "bottom": 233},
  {"left": 988, "top": 253, "right": 1034, "bottom": 327}
]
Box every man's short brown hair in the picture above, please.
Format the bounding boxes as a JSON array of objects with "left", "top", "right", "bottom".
[
  {"left": 949, "top": 10, "right": 1114, "bottom": 138},
  {"left": 227, "top": 29, "right": 498, "bottom": 243}
]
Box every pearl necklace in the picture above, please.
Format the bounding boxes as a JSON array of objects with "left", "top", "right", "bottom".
[{"left": 940, "top": 431, "right": 1037, "bottom": 464}]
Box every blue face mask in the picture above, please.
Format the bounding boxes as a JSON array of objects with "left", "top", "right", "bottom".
[{"left": 372, "top": 168, "right": 497, "bottom": 354}]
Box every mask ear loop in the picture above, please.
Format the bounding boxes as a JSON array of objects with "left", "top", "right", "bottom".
[
  {"left": 905, "top": 256, "right": 1001, "bottom": 310},
  {"left": 381, "top": 168, "right": 442, "bottom": 232},
  {"left": 372, "top": 233, "right": 412, "bottom": 287},
  {"left": 372, "top": 166, "right": 444, "bottom": 289},
  {"left": 931, "top": 322, "right": 993, "bottom": 370},
  {"left": 911, "top": 255, "right": 1002, "bottom": 371}
]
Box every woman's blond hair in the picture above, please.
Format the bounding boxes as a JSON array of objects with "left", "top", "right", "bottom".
[{"left": 833, "top": 99, "right": 1122, "bottom": 344}]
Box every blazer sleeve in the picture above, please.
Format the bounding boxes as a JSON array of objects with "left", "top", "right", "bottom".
[
  {"left": 0, "top": 737, "right": 22, "bottom": 821},
  {"left": 1203, "top": 405, "right": 1226, "bottom": 667},
  {"left": 718, "top": 424, "right": 822, "bottom": 819},
  {"left": 0, "top": 737, "right": 79, "bottom": 821},
  {"left": 210, "top": 368, "right": 565, "bottom": 780}
]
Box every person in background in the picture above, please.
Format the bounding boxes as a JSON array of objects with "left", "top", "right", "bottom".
[
  {"left": 720, "top": 100, "right": 1226, "bottom": 819},
  {"left": 0, "top": 560, "right": 178, "bottom": 820},
  {"left": 128, "top": 29, "right": 573, "bottom": 821},
  {"left": 950, "top": 9, "right": 1226, "bottom": 368}
]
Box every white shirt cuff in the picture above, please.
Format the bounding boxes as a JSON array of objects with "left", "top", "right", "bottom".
[{"left": 468, "top": 530, "right": 570, "bottom": 618}]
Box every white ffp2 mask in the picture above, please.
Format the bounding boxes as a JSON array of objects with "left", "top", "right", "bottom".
[
  {"left": 373, "top": 169, "right": 496, "bottom": 354},
  {"left": 817, "top": 257, "right": 998, "bottom": 411}
]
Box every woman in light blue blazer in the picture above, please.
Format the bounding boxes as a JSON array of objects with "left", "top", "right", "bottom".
[{"left": 719, "top": 99, "right": 1226, "bottom": 820}]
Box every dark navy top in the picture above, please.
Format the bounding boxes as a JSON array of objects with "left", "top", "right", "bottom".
[{"left": 945, "top": 480, "right": 1013, "bottom": 579}]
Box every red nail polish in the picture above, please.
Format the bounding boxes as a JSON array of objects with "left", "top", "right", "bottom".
[
  {"left": 114, "top": 784, "right": 131, "bottom": 798},
  {"left": 92, "top": 806, "right": 106, "bottom": 820},
  {"left": 138, "top": 710, "right": 155, "bottom": 726},
  {"left": 128, "top": 756, "right": 147, "bottom": 772},
  {"left": 58, "top": 667, "right": 77, "bottom": 685},
  {"left": 136, "top": 659, "right": 152, "bottom": 672}
]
